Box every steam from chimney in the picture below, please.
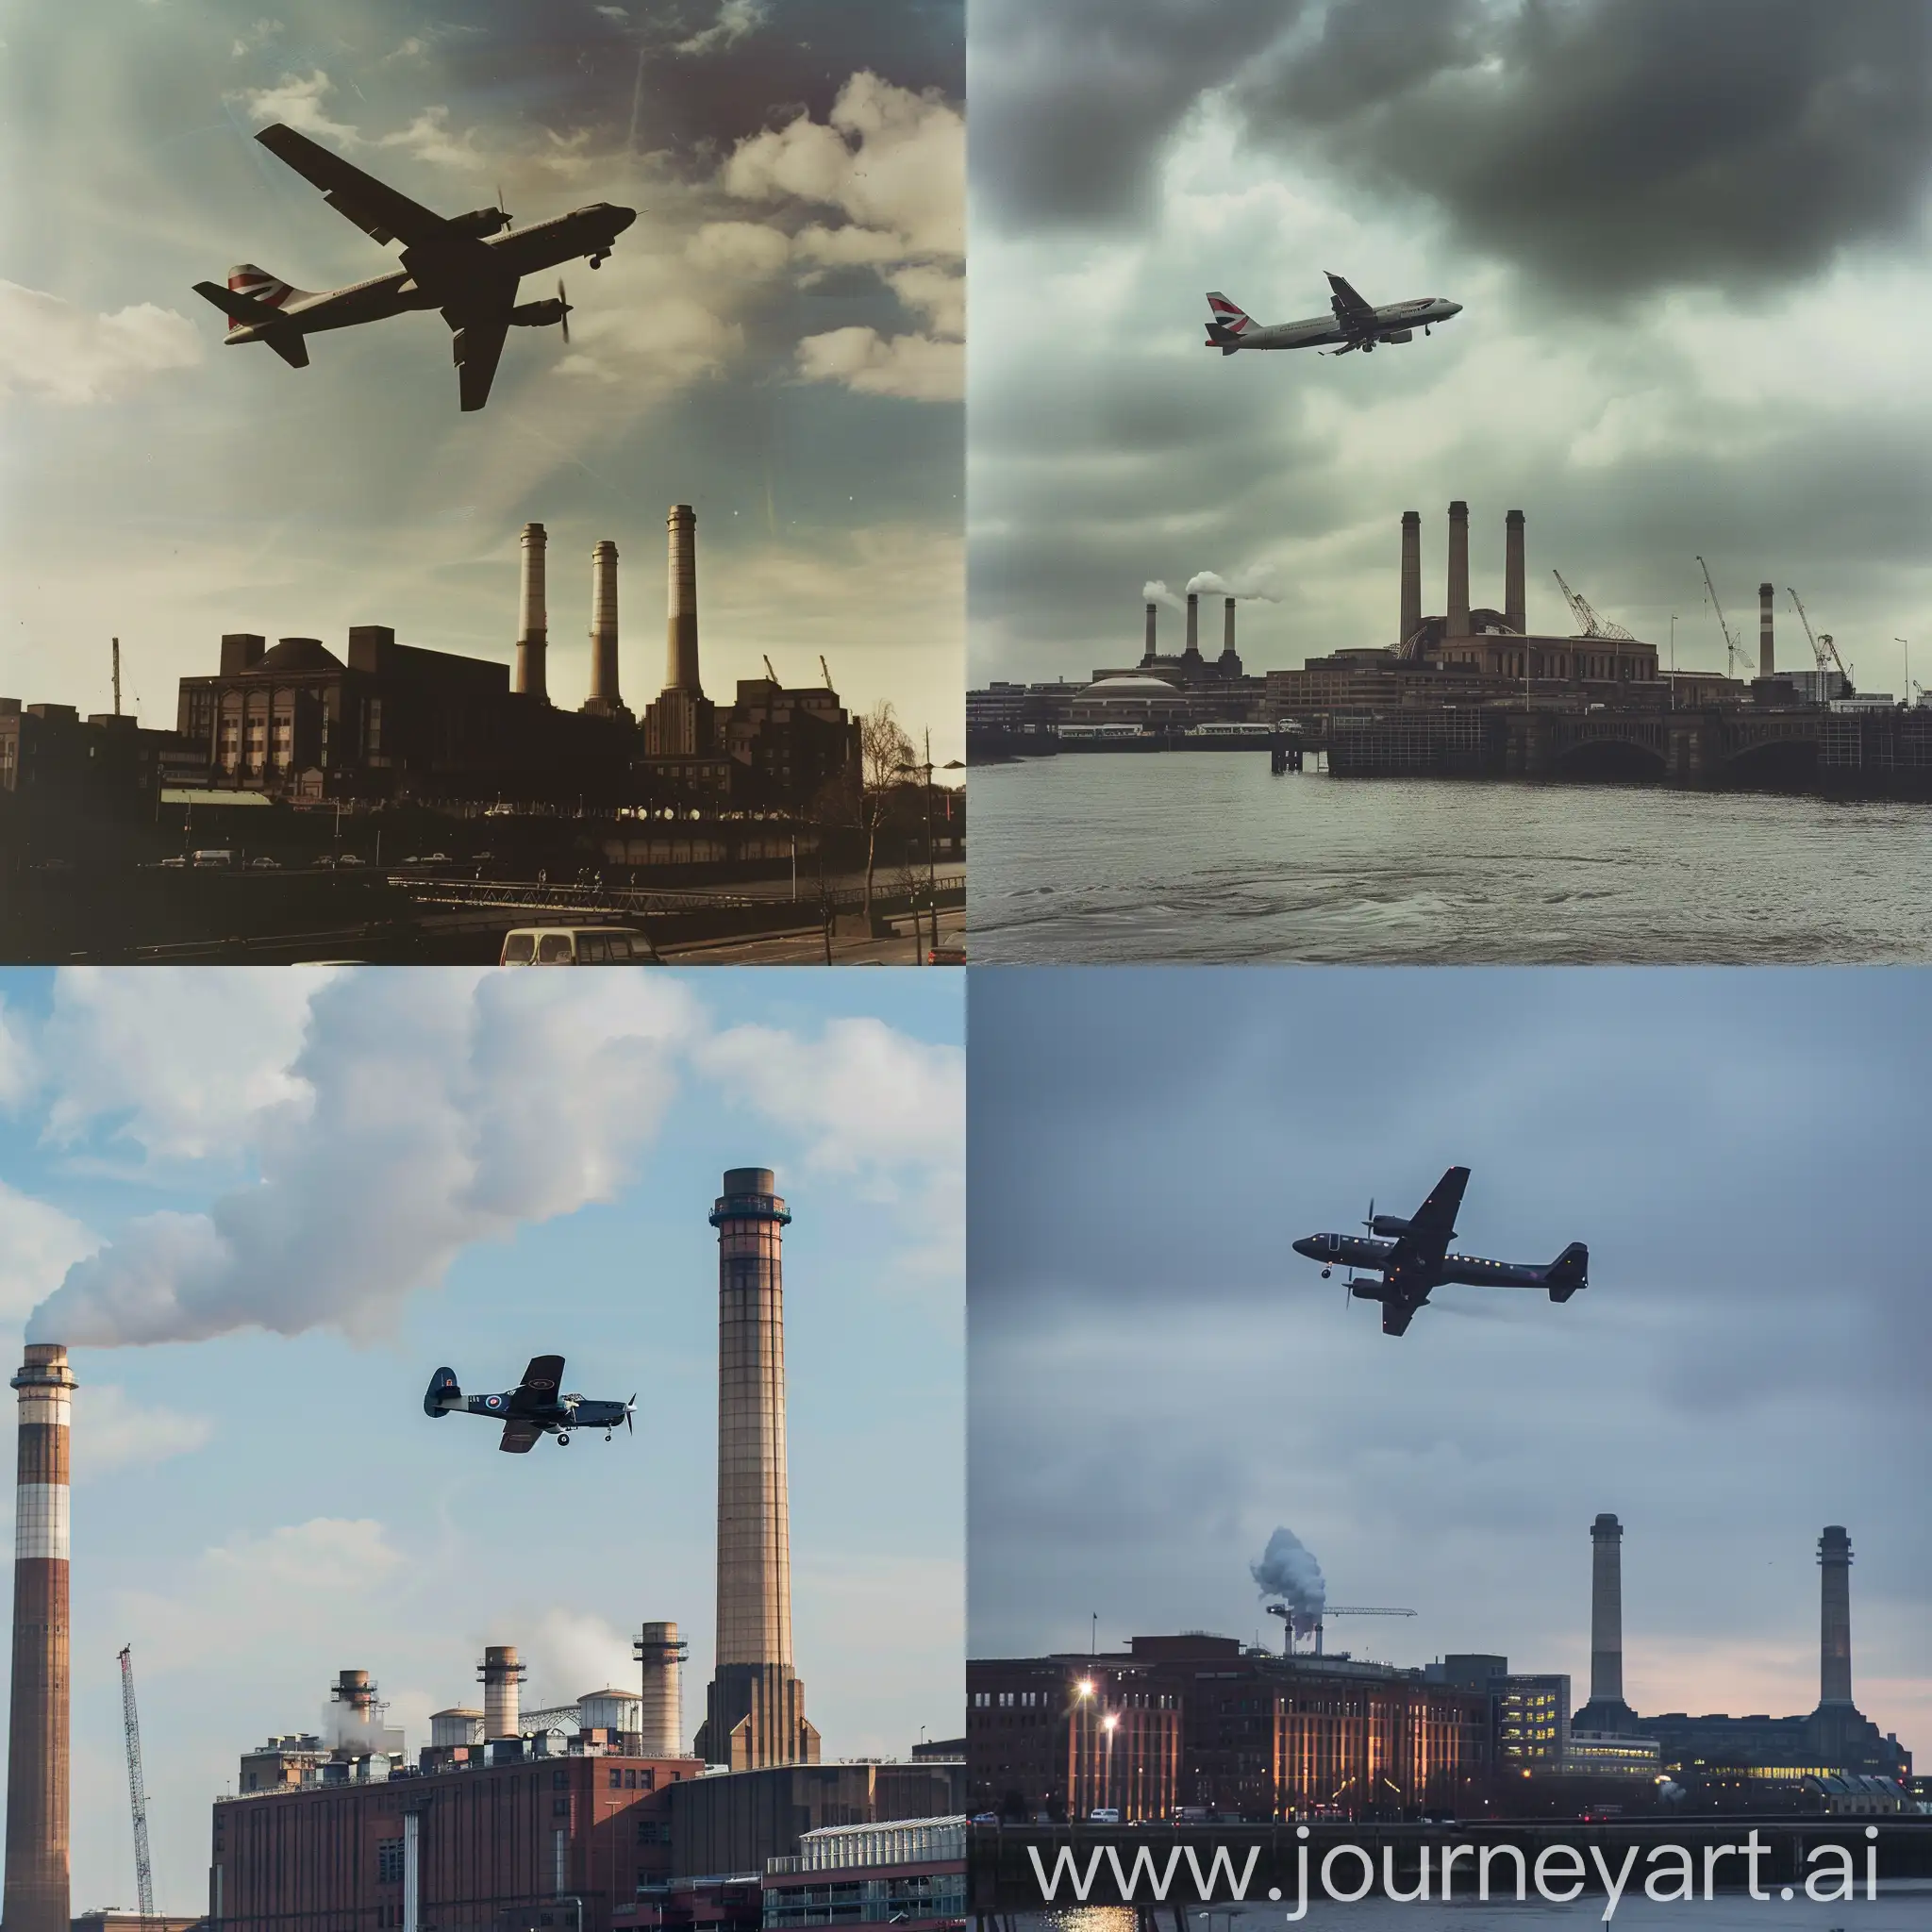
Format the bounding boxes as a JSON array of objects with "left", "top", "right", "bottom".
[
  {"left": 1186, "top": 567, "right": 1280, "bottom": 603},
  {"left": 1142, "top": 580, "right": 1184, "bottom": 613},
  {"left": 1251, "top": 1525, "right": 1326, "bottom": 1641}
]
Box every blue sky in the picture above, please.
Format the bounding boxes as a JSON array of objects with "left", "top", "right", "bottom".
[
  {"left": 0, "top": 964, "right": 962, "bottom": 1912},
  {"left": 970, "top": 967, "right": 1932, "bottom": 1770}
]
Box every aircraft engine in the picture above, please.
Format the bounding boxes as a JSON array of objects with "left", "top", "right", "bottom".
[
  {"left": 509, "top": 298, "right": 569, "bottom": 329},
  {"left": 1377, "top": 328, "right": 1414, "bottom": 344},
  {"left": 1369, "top": 1213, "right": 1415, "bottom": 1236},
  {"left": 449, "top": 207, "right": 513, "bottom": 240},
  {"left": 1350, "top": 1282, "right": 1388, "bottom": 1302}
]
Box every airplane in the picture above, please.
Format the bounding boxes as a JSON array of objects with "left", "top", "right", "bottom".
[
  {"left": 1291, "top": 1166, "right": 1587, "bottom": 1337},
  {"left": 192, "top": 122, "right": 638, "bottom": 410},
  {"left": 1204, "top": 274, "right": 1460, "bottom": 358},
  {"left": 424, "top": 1357, "right": 635, "bottom": 1452}
]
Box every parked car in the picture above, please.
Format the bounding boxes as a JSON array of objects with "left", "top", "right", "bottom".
[
  {"left": 190, "top": 849, "right": 236, "bottom": 868},
  {"left": 248, "top": 856, "right": 280, "bottom": 869},
  {"left": 499, "top": 926, "right": 660, "bottom": 965}
]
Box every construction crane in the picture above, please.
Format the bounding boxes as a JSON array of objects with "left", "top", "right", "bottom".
[
  {"left": 118, "top": 1645, "right": 156, "bottom": 1932},
  {"left": 761, "top": 654, "right": 780, "bottom": 686},
  {"left": 1550, "top": 569, "right": 1632, "bottom": 641},
  {"left": 1266, "top": 1602, "right": 1417, "bottom": 1656},
  {"left": 819, "top": 655, "right": 833, "bottom": 691},
  {"left": 1696, "top": 556, "right": 1757, "bottom": 680},
  {"left": 1787, "top": 588, "right": 1851, "bottom": 683}
]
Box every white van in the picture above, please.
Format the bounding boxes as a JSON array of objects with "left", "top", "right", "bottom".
[{"left": 499, "top": 925, "right": 660, "bottom": 966}]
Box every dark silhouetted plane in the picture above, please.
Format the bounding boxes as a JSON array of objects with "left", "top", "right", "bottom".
[
  {"left": 192, "top": 123, "right": 637, "bottom": 409},
  {"left": 1291, "top": 1166, "right": 1587, "bottom": 1336},
  {"left": 1205, "top": 273, "right": 1459, "bottom": 358},
  {"left": 424, "top": 1357, "right": 634, "bottom": 1452}
]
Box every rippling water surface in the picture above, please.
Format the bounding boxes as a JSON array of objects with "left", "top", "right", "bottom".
[{"left": 969, "top": 755, "right": 1932, "bottom": 963}]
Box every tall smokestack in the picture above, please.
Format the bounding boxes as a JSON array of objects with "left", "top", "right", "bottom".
[
  {"left": 1818, "top": 1526, "right": 1853, "bottom": 1707},
  {"left": 1142, "top": 603, "right": 1158, "bottom": 665},
  {"left": 1589, "top": 1512, "right": 1624, "bottom": 1706},
  {"left": 514, "top": 522, "right": 548, "bottom": 701},
  {"left": 5, "top": 1343, "right": 75, "bottom": 1932},
  {"left": 665, "top": 505, "right": 701, "bottom": 693},
  {"left": 1505, "top": 509, "right": 1526, "bottom": 635},
  {"left": 696, "top": 1169, "right": 817, "bottom": 1771},
  {"left": 479, "top": 1645, "right": 525, "bottom": 1741},
  {"left": 1400, "top": 510, "right": 1422, "bottom": 646},
  {"left": 1184, "top": 592, "right": 1201, "bottom": 658},
  {"left": 1447, "top": 501, "right": 1471, "bottom": 638},
  {"left": 1758, "top": 581, "right": 1774, "bottom": 677},
  {"left": 1223, "top": 597, "right": 1236, "bottom": 656},
  {"left": 635, "top": 1621, "right": 688, "bottom": 1757},
  {"left": 589, "top": 540, "right": 622, "bottom": 708}
]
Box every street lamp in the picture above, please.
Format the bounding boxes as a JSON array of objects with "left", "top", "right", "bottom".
[{"left": 1102, "top": 1711, "right": 1119, "bottom": 1819}]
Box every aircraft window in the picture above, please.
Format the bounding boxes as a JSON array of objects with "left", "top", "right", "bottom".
[
  {"left": 503, "top": 933, "right": 536, "bottom": 963},
  {"left": 537, "top": 933, "right": 574, "bottom": 963}
]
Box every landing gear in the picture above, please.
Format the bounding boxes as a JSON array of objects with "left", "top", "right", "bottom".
[
  {"left": 588, "top": 252, "right": 605, "bottom": 269},
  {"left": 1321, "top": 1267, "right": 1332, "bottom": 1279},
  {"left": 604, "top": 1429, "right": 613, "bottom": 1442},
  {"left": 557, "top": 1431, "right": 571, "bottom": 1446},
  {"left": 1424, "top": 325, "right": 1432, "bottom": 336}
]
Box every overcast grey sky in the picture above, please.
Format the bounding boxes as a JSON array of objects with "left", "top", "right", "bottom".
[
  {"left": 969, "top": 967, "right": 1932, "bottom": 1763},
  {"left": 0, "top": 0, "right": 963, "bottom": 756},
  {"left": 969, "top": 0, "right": 1932, "bottom": 696}
]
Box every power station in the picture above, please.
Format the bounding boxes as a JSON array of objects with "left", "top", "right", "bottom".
[{"left": 7, "top": 1172, "right": 959, "bottom": 1932}]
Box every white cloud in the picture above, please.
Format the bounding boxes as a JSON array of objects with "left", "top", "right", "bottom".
[
  {"left": 39, "top": 967, "right": 329, "bottom": 1162},
  {"left": 685, "top": 220, "right": 793, "bottom": 282},
  {"left": 0, "top": 283, "right": 201, "bottom": 406},
  {"left": 673, "top": 0, "right": 767, "bottom": 58},
  {"left": 30, "top": 970, "right": 697, "bottom": 1347},
  {"left": 0, "top": 991, "right": 32, "bottom": 1108},
  {"left": 723, "top": 74, "right": 964, "bottom": 260},
  {"left": 376, "top": 106, "right": 483, "bottom": 171},
  {"left": 236, "top": 69, "right": 359, "bottom": 145},
  {"left": 796, "top": 326, "right": 962, "bottom": 402},
  {"left": 0, "top": 1181, "right": 97, "bottom": 1327},
  {"left": 70, "top": 1382, "right": 213, "bottom": 1478}
]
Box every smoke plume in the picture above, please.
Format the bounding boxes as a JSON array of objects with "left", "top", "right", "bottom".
[
  {"left": 1251, "top": 1524, "right": 1326, "bottom": 1638},
  {"left": 1186, "top": 566, "right": 1280, "bottom": 602},
  {"left": 1142, "top": 579, "right": 1184, "bottom": 611}
]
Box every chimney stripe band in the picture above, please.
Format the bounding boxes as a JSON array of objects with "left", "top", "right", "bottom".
[{"left": 14, "top": 1484, "right": 67, "bottom": 1561}]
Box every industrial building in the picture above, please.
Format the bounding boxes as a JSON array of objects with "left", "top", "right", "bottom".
[
  {"left": 966, "top": 1632, "right": 1490, "bottom": 1823},
  {"left": 166, "top": 509, "right": 859, "bottom": 811}
]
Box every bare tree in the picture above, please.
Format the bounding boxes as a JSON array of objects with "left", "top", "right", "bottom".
[{"left": 858, "top": 699, "right": 914, "bottom": 921}]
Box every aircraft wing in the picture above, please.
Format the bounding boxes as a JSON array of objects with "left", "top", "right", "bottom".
[
  {"left": 445, "top": 309, "right": 509, "bottom": 412},
  {"left": 1382, "top": 1165, "right": 1469, "bottom": 1283},
  {"left": 1325, "top": 271, "right": 1377, "bottom": 331},
  {"left": 508, "top": 1354, "right": 565, "bottom": 1413},
  {"left": 1380, "top": 1297, "right": 1422, "bottom": 1338},
  {"left": 256, "top": 124, "right": 456, "bottom": 251},
  {"left": 498, "top": 1418, "right": 541, "bottom": 1454}
]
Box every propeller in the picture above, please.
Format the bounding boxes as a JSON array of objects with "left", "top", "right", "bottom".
[
  {"left": 556, "top": 278, "right": 572, "bottom": 346},
  {"left": 625, "top": 1393, "right": 636, "bottom": 1435},
  {"left": 497, "top": 183, "right": 511, "bottom": 230}
]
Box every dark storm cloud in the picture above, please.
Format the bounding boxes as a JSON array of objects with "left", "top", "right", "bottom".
[
  {"left": 966, "top": 970, "right": 1932, "bottom": 1730},
  {"left": 969, "top": 0, "right": 1300, "bottom": 231},
  {"left": 1235, "top": 0, "right": 1932, "bottom": 298}
]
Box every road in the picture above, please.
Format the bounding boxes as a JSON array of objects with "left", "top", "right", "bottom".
[{"left": 660, "top": 907, "right": 966, "bottom": 966}]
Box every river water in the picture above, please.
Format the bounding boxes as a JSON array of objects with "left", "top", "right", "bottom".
[{"left": 968, "top": 756, "right": 1932, "bottom": 963}]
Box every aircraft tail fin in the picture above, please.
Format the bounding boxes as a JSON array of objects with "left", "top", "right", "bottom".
[
  {"left": 1545, "top": 1241, "right": 1589, "bottom": 1302},
  {"left": 1205, "top": 291, "right": 1253, "bottom": 354},
  {"left": 192, "top": 271, "right": 312, "bottom": 365},
  {"left": 225, "top": 262, "right": 312, "bottom": 313},
  {"left": 424, "top": 1366, "right": 462, "bottom": 1416}
]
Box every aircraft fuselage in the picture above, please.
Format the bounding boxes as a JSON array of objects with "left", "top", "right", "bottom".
[
  {"left": 1232, "top": 295, "right": 1461, "bottom": 351},
  {"left": 224, "top": 202, "right": 636, "bottom": 344},
  {"left": 1291, "top": 1231, "right": 1553, "bottom": 1288}
]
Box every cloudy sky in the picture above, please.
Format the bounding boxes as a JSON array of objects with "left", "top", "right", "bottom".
[
  {"left": 0, "top": 0, "right": 963, "bottom": 758},
  {"left": 0, "top": 964, "right": 962, "bottom": 1912},
  {"left": 970, "top": 0, "right": 1932, "bottom": 696},
  {"left": 970, "top": 968, "right": 1932, "bottom": 1764}
]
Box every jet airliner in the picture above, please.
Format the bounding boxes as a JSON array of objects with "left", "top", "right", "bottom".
[
  {"left": 1205, "top": 273, "right": 1460, "bottom": 358},
  {"left": 192, "top": 123, "right": 637, "bottom": 410},
  {"left": 1291, "top": 1166, "right": 1587, "bottom": 1336}
]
